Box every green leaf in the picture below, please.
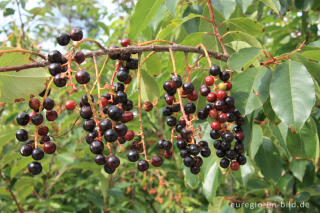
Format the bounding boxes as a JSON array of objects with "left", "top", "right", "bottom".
[
  {"left": 302, "top": 50, "right": 320, "bottom": 61},
  {"left": 286, "top": 118, "right": 318, "bottom": 159},
  {"left": 227, "top": 47, "right": 262, "bottom": 72},
  {"left": 208, "top": 197, "right": 228, "bottom": 213},
  {"left": 183, "top": 167, "right": 200, "bottom": 189},
  {"left": 226, "top": 17, "right": 263, "bottom": 36},
  {"left": 291, "top": 54, "right": 320, "bottom": 85},
  {"left": 211, "top": 0, "right": 236, "bottom": 19},
  {"left": 259, "top": 0, "right": 281, "bottom": 14},
  {"left": 249, "top": 124, "right": 263, "bottom": 159},
  {"left": 231, "top": 67, "right": 272, "bottom": 115},
  {"left": 158, "top": 14, "right": 202, "bottom": 39},
  {"left": 141, "top": 70, "right": 160, "bottom": 102},
  {"left": 128, "top": 0, "right": 164, "bottom": 39},
  {"left": 289, "top": 159, "right": 309, "bottom": 182},
  {"left": 202, "top": 162, "right": 221, "bottom": 202},
  {"left": 4, "top": 8, "right": 15, "bottom": 16},
  {"left": 144, "top": 53, "right": 162, "bottom": 75},
  {"left": 0, "top": 48, "right": 50, "bottom": 103},
  {"left": 270, "top": 61, "right": 315, "bottom": 131},
  {"left": 255, "top": 137, "right": 282, "bottom": 182},
  {"left": 224, "top": 31, "right": 262, "bottom": 48},
  {"left": 236, "top": 0, "right": 255, "bottom": 12},
  {"left": 166, "top": 0, "right": 178, "bottom": 16}
]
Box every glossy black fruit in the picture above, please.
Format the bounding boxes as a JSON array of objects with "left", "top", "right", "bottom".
[
  {"left": 209, "top": 65, "right": 221, "bottom": 76},
  {"left": 80, "top": 106, "right": 93, "bottom": 119},
  {"left": 190, "top": 166, "right": 200, "bottom": 174},
  {"left": 176, "top": 140, "right": 187, "bottom": 149},
  {"left": 104, "top": 164, "right": 115, "bottom": 174},
  {"left": 57, "top": 32, "right": 70, "bottom": 46},
  {"left": 28, "top": 162, "right": 42, "bottom": 175},
  {"left": 219, "top": 71, "right": 230, "bottom": 82},
  {"left": 183, "top": 156, "right": 195, "bottom": 167},
  {"left": 104, "top": 129, "right": 118, "bottom": 142},
  {"left": 182, "top": 82, "right": 194, "bottom": 94},
  {"left": 151, "top": 156, "right": 163, "bottom": 167},
  {"left": 114, "top": 123, "right": 128, "bottom": 137},
  {"left": 171, "top": 75, "right": 182, "bottom": 88},
  {"left": 16, "top": 129, "right": 28, "bottom": 141},
  {"left": 95, "top": 154, "right": 106, "bottom": 165},
  {"left": 166, "top": 116, "right": 177, "bottom": 127},
  {"left": 128, "top": 150, "right": 139, "bottom": 162},
  {"left": 137, "top": 160, "right": 149, "bottom": 171},
  {"left": 163, "top": 107, "right": 173, "bottom": 116},
  {"left": 20, "top": 144, "right": 33, "bottom": 156},
  {"left": 99, "top": 119, "right": 112, "bottom": 132},
  {"left": 184, "top": 103, "right": 196, "bottom": 114},
  {"left": 220, "top": 158, "right": 230, "bottom": 168},
  {"left": 162, "top": 140, "right": 172, "bottom": 150},
  {"left": 32, "top": 148, "right": 44, "bottom": 160},
  {"left": 117, "top": 71, "right": 129, "bottom": 82},
  {"left": 83, "top": 119, "right": 96, "bottom": 132},
  {"left": 126, "top": 58, "right": 138, "bottom": 70},
  {"left": 106, "top": 155, "right": 120, "bottom": 169},
  {"left": 226, "top": 150, "right": 237, "bottom": 160},
  {"left": 81, "top": 94, "right": 94, "bottom": 106},
  {"left": 53, "top": 74, "right": 67, "bottom": 87},
  {"left": 216, "top": 149, "right": 226, "bottom": 158},
  {"left": 237, "top": 155, "right": 246, "bottom": 165},
  {"left": 76, "top": 70, "right": 90, "bottom": 84},
  {"left": 48, "top": 50, "right": 62, "bottom": 63},
  {"left": 189, "top": 144, "right": 200, "bottom": 155},
  {"left": 48, "top": 63, "right": 62, "bottom": 76},
  {"left": 90, "top": 140, "right": 104, "bottom": 154},
  {"left": 43, "top": 98, "right": 55, "bottom": 110},
  {"left": 108, "top": 106, "right": 123, "bottom": 121},
  {"left": 16, "top": 112, "right": 29, "bottom": 126},
  {"left": 180, "top": 149, "right": 189, "bottom": 158}
]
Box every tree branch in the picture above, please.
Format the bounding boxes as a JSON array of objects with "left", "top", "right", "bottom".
[{"left": 0, "top": 44, "right": 229, "bottom": 72}]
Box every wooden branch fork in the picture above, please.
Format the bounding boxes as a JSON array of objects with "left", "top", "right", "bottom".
[{"left": 0, "top": 44, "right": 229, "bottom": 72}]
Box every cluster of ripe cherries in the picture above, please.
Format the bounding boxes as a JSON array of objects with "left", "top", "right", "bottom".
[
  {"left": 16, "top": 97, "right": 58, "bottom": 174},
  {"left": 160, "top": 66, "right": 246, "bottom": 174},
  {"left": 15, "top": 28, "right": 246, "bottom": 175}
]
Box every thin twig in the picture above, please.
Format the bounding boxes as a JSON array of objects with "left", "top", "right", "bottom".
[{"left": 0, "top": 44, "right": 228, "bottom": 72}]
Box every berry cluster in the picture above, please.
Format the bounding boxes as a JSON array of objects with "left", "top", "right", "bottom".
[
  {"left": 198, "top": 65, "right": 246, "bottom": 170},
  {"left": 16, "top": 97, "right": 58, "bottom": 174},
  {"left": 161, "top": 75, "right": 211, "bottom": 174}
]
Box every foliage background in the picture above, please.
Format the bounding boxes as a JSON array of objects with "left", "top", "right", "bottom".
[{"left": 0, "top": 0, "right": 320, "bottom": 212}]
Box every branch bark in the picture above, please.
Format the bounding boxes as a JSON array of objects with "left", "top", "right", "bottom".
[{"left": 0, "top": 44, "right": 229, "bottom": 72}]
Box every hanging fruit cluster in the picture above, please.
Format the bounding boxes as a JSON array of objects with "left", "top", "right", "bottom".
[{"left": 14, "top": 28, "right": 246, "bottom": 175}]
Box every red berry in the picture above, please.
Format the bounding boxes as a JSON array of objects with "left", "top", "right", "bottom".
[
  {"left": 218, "top": 113, "right": 228, "bottom": 123},
  {"left": 124, "top": 130, "right": 135, "bottom": 141},
  {"left": 120, "top": 38, "right": 131, "bottom": 47},
  {"left": 43, "top": 141, "right": 56, "bottom": 154},
  {"left": 29, "top": 111, "right": 36, "bottom": 120},
  {"left": 29, "top": 98, "right": 40, "bottom": 111},
  {"left": 211, "top": 121, "right": 221, "bottom": 130},
  {"left": 235, "top": 132, "right": 244, "bottom": 141},
  {"left": 230, "top": 161, "right": 240, "bottom": 171},
  {"left": 65, "top": 100, "right": 76, "bottom": 110},
  {"left": 165, "top": 95, "right": 175, "bottom": 105},
  {"left": 188, "top": 90, "right": 198, "bottom": 101},
  {"left": 101, "top": 97, "right": 109, "bottom": 107},
  {"left": 207, "top": 92, "right": 217, "bottom": 102},
  {"left": 216, "top": 90, "right": 226, "bottom": 100},
  {"left": 205, "top": 76, "right": 215, "bottom": 86},
  {"left": 209, "top": 109, "right": 218, "bottom": 119},
  {"left": 163, "top": 150, "right": 172, "bottom": 159},
  {"left": 122, "top": 111, "right": 134, "bottom": 122},
  {"left": 46, "top": 110, "right": 58, "bottom": 121},
  {"left": 151, "top": 156, "right": 163, "bottom": 167},
  {"left": 143, "top": 102, "right": 153, "bottom": 112},
  {"left": 38, "top": 126, "right": 49, "bottom": 136},
  {"left": 226, "top": 82, "right": 232, "bottom": 90}
]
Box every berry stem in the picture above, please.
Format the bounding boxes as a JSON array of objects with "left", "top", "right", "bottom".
[
  {"left": 169, "top": 49, "right": 191, "bottom": 127},
  {"left": 90, "top": 55, "right": 110, "bottom": 94},
  {"left": 138, "top": 39, "right": 174, "bottom": 46},
  {"left": 39, "top": 78, "right": 54, "bottom": 112},
  {"left": 92, "top": 55, "right": 104, "bottom": 118},
  {"left": 184, "top": 52, "right": 191, "bottom": 83},
  {"left": 83, "top": 84, "right": 102, "bottom": 141},
  {"left": 137, "top": 53, "right": 148, "bottom": 161}
]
